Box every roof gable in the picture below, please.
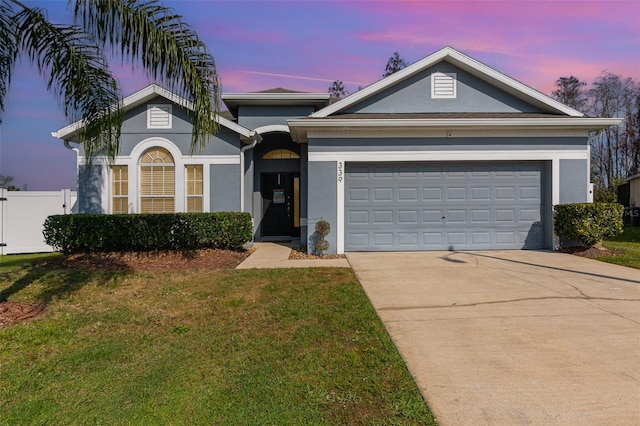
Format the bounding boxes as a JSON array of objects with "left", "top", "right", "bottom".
[
  {"left": 53, "top": 84, "right": 254, "bottom": 141},
  {"left": 312, "top": 47, "right": 584, "bottom": 118}
]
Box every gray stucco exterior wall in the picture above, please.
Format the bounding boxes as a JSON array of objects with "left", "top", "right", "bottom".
[
  {"left": 243, "top": 150, "right": 254, "bottom": 213},
  {"left": 78, "top": 164, "right": 103, "bottom": 213},
  {"left": 559, "top": 159, "right": 589, "bottom": 203},
  {"left": 307, "top": 161, "right": 338, "bottom": 254},
  {"left": 79, "top": 98, "right": 242, "bottom": 157},
  {"left": 345, "top": 63, "right": 543, "bottom": 114},
  {"left": 210, "top": 164, "right": 241, "bottom": 212},
  {"left": 238, "top": 105, "right": 316, "bottom": 129}
]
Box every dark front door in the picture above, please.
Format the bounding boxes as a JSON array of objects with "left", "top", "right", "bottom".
[{"left": 261, "top": 172, "right": 300, "bottom": 237}]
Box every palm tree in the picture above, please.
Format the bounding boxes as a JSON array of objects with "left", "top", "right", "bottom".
[{"left": 0, "top": 0, "right": 219, "bottom": 160}]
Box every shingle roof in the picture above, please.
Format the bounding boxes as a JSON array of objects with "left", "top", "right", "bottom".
[{"left": 254, "top": 87, "right": 307, "bottom": 94}]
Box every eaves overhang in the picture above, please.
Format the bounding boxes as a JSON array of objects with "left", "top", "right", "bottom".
[{"left": 288, "top": 117, "right": 623, "bottom": 143}]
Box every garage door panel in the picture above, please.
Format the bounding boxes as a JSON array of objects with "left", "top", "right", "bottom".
[
  {"left": 520, "top": 208, "right": 541, "bottom": 222},
  {"left": 398, "top": 187, "right": 418, "bottom": 200},
  {"left": 446, "top": 209, "right": 466, "bottom": 223},
  {"left": 471, "top": 187, "right": 491, "bottom": 200},
  {"left": 423, "top": 210, "right": 444, "bottom": 223},
  {"left": 520, "top": 186, "right": 540, "bottom": 200},
  {"left": 423, "top": 187, "right": 443, "bottom": 200},
  {"left": 373, "top": 210, "right": 393, "bottom": 224},
  {"left": 373, "top": 166, "right": 393, "bottom": 177},
  {"left": 373, "top": 188, "right": 393, "bottom": 201},
  {"left": 495, "top": 187, "right": 516, "bottom": 200},
  {"left": 348, "top": 210, "right": 369, "bottom": 224},
  {"left": 345, "top": 162, "right": 545, "bottom": 251},
  {"left": 471, "top": 232, "right": 491, "bottom": 244},
  {"left": 348, "top": 188, "right": 369, "bottom": 201},
  {"left": 373, "top": 233, "right": 393, "bottom": 246},
  {"left": 447, "top": 187, "right": 466, "bottom": 200},
  {"left": 471, "top": 209, "right": 491, "bottom": 223},
  {"left": 398, "top": 233, "right": 419, "bottom": 246},
  {"left": 423, "top": 233, "right": 443, "bottom": 245}
]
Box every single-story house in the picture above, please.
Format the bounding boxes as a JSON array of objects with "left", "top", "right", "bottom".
[{"left": 52, "top": 46, "right": 621, "bottom": 254}]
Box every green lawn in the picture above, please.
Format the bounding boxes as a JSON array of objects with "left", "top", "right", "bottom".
[
  {"left": 0, "top": 254, "right": 435, "bottom": 425},
  {"left": 601, "top": 226, "right": 640, "bottom": 269}
]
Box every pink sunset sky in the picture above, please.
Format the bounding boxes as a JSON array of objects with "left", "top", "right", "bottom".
[{"left": 1, "top": 0, "right": 638, "bottom": 190}]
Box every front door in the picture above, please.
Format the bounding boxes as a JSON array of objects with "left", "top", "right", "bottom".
[{"left": 261, "top": 172, "right": 300, "bottom": 237}]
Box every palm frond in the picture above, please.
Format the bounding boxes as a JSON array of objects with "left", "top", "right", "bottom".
[
  {"left": 73, "top": 0, "right": 219, "bottom": 153},
  {"left": 14, "top": 4, "right": 123, "bottom": 161},
  {"left": 0, "top": 0, "right": 18, "bottom": 124}
]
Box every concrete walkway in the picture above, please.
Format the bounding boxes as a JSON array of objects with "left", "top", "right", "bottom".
[
  {"left": 347, "top": 250, "right": 640, "bottom": 426},
  {"left": 236, "top": 242, "right": 350, "bottom": 269}
]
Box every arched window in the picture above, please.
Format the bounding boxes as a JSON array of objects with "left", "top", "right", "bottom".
[
  {"left": 263, "top": 149, "right": 300, "bottom": 159},
  {"left": 140, "top": 147, "right": 175, "bottom": 213}
]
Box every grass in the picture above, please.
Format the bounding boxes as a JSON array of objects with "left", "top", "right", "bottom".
[
  {"left": 600, "top": 226, "right": 640, "bottom": 269},
  {"left": 0, "top": 253, "right": 435, "bottom": 425}
]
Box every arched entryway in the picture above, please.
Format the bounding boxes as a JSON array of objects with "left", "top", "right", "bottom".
[{"left": 253, "top": 131, "right": 302, "bottom": 239}]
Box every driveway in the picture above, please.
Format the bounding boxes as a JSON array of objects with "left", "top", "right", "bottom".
[{"left": 347, "top": 250, "right": 640, "bottom": 425}]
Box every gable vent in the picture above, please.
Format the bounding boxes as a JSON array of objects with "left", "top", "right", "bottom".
[
  {"left": 431, "top": 72, "right": 457, "bottom": 99},
  {"left": 147, "top": 104, "right": 172, "bottom": 129}
]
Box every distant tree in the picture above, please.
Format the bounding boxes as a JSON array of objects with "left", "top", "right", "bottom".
[
  {"left": 551, "top": 76, "right": 587, "bottom": 112},
  {"left": 587, "top": 72, "right": 639, "bottom": 193},
  {"left": 0, "top": 0, "right": 219, "bottom": 161},
  {"left": 383, "top": 51, "right": 409, "bottom": 77},
  {"left": 553, "top": 73, "right": 639, "bottom": 199},
  {"left": 0, "top": 174, "right": 14, "bottom": 188},
  {"left": 328, "top": 80, "right": 348, "bottom": 99},
  {"left": 0, "top": 174, "right": 19, "bottom": 190}
]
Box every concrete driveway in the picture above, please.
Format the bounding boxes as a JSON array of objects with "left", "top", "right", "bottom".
[{"left": 347, "top": 250, "right": 640, "bottom": 425}]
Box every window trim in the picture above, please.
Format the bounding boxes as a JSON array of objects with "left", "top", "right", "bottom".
[
  {"left": 111, "top": 165, "right": 129, "bottom": 214},
  {"left": 139, "top": 147, "right": 176, "bottom": 213},
  {"left": 185, "top": 164, "right": 204, "bottom": 212}
]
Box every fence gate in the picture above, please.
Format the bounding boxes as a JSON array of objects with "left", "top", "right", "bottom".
[{"left": 0, "top": 189, "right": 77, "bottom": 255}]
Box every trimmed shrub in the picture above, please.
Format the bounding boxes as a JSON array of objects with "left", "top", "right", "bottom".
[
  {"left": 553, "top": 203, "right": 624, "bottom": 247},
  {"left": 313, "top": 219, "right": 331, "bottom": 255},
  {"left": 43, "top": 212, "right": 252, "bottom": 254}
]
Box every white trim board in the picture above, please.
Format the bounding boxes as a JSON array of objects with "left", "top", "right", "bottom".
[{"left": 308, "top": 150, "right": 588, "bottom": 162}]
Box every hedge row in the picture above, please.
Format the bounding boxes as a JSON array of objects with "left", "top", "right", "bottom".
[
  {"left": 43, "top": 213, "right": 252, "bottom": 254},
  {"left": 553, "top": 203, "right": 624, "bottom": 247}
]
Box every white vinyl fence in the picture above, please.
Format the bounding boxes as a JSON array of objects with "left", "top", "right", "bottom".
[{"left": 0, "top": 189, "right": 77, "bottom": 255}]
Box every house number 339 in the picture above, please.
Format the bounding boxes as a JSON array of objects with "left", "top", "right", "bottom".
[{"left": 337, "top": 161, "right": 343, "bottom": 182}]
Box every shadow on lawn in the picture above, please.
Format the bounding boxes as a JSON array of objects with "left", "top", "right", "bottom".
[{"left": 0, "top": 256, "right": 131, "bottom": 304}]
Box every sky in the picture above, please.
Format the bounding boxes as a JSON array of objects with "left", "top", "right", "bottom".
[{"left": 0, "top": 0, "right": 638, "bottom": 190}]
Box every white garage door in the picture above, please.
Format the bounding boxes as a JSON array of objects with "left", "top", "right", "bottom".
[{"left": 344, "top": 162, "right": 546, "bottom": 251}]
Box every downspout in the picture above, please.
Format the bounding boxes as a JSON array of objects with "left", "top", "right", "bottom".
[
  {"left": 240, "top": 132, "right": 262, "bottom": 212},
  {"left": 62, "top": 139, "right": 80, "bottom": 186}
]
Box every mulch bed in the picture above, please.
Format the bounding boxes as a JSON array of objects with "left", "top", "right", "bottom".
[
  {"left": 289, "top": 246, "right": 346, "bottom": 260},
  {"left": 0, "top": 302, "right": 46, "bottom": 328},
  {"left": 41, "top": 248, "right": 252, "bottom": 272},
  {"left": 558, "top": 246, "right": 622, "bottom": 259}
]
